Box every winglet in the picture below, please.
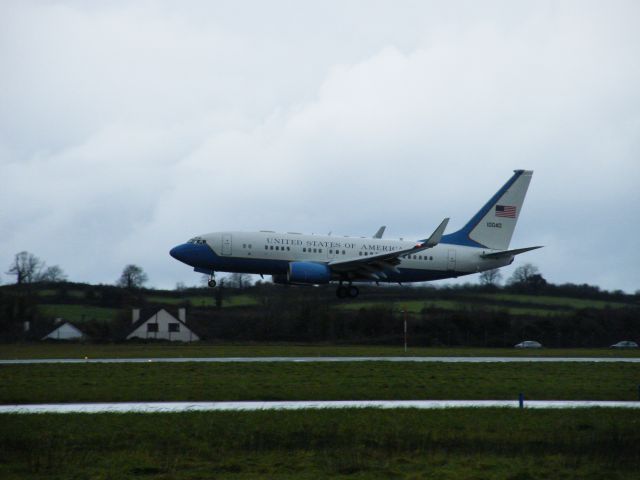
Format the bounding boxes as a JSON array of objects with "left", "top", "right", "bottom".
[
  {"left": 373, "top": 226, "right": 386, "bottom": 239},
  {"left": 422, "top": 218, "right": 449, "bottom": 248}
]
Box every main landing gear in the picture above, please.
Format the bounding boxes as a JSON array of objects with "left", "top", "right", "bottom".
[
  {"left": 207, "top": 272, "right": 217, "bottom": 288},
  {"left": 336, "top": 282, "right": 359, "bottom": 299}
]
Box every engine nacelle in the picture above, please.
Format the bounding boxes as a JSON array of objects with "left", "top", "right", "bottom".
[{"left": 287, "top": 261, "right": 331, "bottom": 284}]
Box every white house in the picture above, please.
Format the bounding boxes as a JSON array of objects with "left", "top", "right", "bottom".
[
  {"left": 127, "top": 308, "right": 199, "bottom": 342},
  {"left": 42, "top": 321, "right": 86, "bottom": 341}
]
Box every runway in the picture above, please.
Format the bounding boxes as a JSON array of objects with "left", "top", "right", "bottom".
[
  {"left": 2, "top": 400, "right": 640, "bottom": 414},
  {"left": 2, "top": 356, "right": 640, "bottom": 364}
]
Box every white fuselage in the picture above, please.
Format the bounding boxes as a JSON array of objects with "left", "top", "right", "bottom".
[{"left": 185, "top": 231, "right": 510, "bottom": 283}]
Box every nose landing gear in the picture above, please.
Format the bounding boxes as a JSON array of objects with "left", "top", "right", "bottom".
[
  {"left": 336, "top": 283, "right": 359, "bottom": 299},
  {"left": 207, "top": 273, "right": 217, "bottom": 288}
]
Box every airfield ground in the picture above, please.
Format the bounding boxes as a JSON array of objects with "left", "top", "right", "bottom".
[
  {"left": 2, "top": 345, "right": 640, "bottom": 479},
  {"left": 3, "top": 343, "right": 640, "bottom": 359},
  {"left": 2, "top": 409, "right": 640, "bottom": 479}
]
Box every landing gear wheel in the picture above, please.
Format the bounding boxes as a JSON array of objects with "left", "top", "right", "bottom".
[
  {"left": 208, "top": 279, "right": 217, "bottom": 288},
  {"left": 347, "top": 285, "right": 359, "bottom": 298},
  {"left": 336, "top": 285, "right": 348, "bottom": 298}
]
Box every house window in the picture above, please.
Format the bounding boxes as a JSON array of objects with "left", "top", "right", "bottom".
[
  {"left": 147, "top": 323, "right": 158, "bottom": 332},
  {"left": 168, "top": 323, "right": 180, "bottom": 332}
]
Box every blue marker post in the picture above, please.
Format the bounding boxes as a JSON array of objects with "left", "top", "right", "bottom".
[{"left": 518, "top": 392, "right": 524, "bottom": 409}]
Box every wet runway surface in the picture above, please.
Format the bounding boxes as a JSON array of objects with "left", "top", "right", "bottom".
[
  {"left": 2, "top": 356, "right": 640, "bottom": 364},
  {"left": 2, "top": 400, "right": 640, "bottom": 414}
]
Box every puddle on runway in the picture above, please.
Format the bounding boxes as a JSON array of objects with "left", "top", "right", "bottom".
[
  {"left": 2, "top": 400, "right": 640, "bottom": 414},
  {"left": 3, "top": 356, "right": 640, "bottom": 365}
]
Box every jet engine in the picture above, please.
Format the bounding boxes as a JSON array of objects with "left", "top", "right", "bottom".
[{"left": 287, "top": 261, "right": 331, "bottom": 284}]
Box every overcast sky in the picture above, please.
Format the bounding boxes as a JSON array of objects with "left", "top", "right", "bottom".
[{"left": 1, "top": 1, "right": 639, "bottom": 292}]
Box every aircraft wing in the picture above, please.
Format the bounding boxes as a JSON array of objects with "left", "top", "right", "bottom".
[{"left": 329, "top": 218, "right": 449, "bottom": 280}]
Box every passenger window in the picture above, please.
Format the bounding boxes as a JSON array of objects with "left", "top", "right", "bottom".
[
  {"left": 319, "top": 249, "right": 322, "bottom": 253},
  {"left": 287, "top": 246, "right": 290, "bottom": 251},
  {"left": 303, "top": 248, "right": 306, "bottom": 252},
  {"left": 265, "top": 245, "right": 268, "bottom": 250},
  {"left": 342, "top": 250, "right": 346, "bottom": 255},
  {"left": 248, "top": 244, "right": 252, "bottom": 249},
  {"left": 242, "top": 244, "right": 246, "bottom": 248},
  {"left": 270, "top": 246, "right": 274, "bottom": 250}
]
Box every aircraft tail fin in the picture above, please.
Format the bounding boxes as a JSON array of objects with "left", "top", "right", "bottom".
[{"left": 441, "top": 170, "right": 533, "bottom": 250}]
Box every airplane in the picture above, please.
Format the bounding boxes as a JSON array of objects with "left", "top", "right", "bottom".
[{"left": 170, "top": 170, "right": 542, "bottom": 298}]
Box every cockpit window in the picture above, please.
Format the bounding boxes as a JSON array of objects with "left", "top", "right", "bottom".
[{"left": 187, "top": 237, "right": 207, "bottom": 245}]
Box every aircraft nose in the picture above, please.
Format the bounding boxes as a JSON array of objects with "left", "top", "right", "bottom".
[
  {"left": 169, "top": 243, "right": 197, "bottom": 265},
  {"left": 169, "top": 242, "right": 217, "bottom": 267}
]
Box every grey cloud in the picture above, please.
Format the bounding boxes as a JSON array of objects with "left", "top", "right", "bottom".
[{"left": 1, "top": 1, "right": 638, "bottom": 291}]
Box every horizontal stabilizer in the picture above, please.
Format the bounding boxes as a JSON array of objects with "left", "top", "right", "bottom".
[{"left": 481, "top": 246, "right": 543, "bottom": 259}]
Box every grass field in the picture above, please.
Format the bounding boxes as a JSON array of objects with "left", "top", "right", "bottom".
[
  {"left": 37, "top": 304, "right": 119, "bottom": 322},
  {"left": 473, "top": 293, "right": 634, "bottom": 309},
  {"left": 1, "top": 409, "right": 639, "bottom": 479},
  {"left": 2, "top": 361, "right": 639, "bottom": 404},
  {"left": 145, "top": 294, "right": 258, "bottom": 308},
  {"left": 2, "top": 343, "right": 639, "bottom": 359},
  {"left": 340, "top": 299, "right": 561, "bottom": 316},
  {"left": 337, "top": 292, "right": 636, "bottom": 316}
]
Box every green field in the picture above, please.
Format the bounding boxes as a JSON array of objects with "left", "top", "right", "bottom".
[
  {"left": 474, "top": 293, "right": 634, "bottom": 309},
  {"left": 37, "top": 304, "right": 119, "bottom": 322},
  {"left": 2, "top": 409, "right": 639, "bottom": 479},
  {"left": 339, "top": 299, "right": 560, "bottom": 316},
  {"left": 144, "top": 294, "right": 258, "bottom": 308},
  {"left": 2, "top": 361, "right": 639, "bottom": 404},
  {"left": 337, "top": 292, "right": 636, "bottom": 316},
  {"left": 3, "top": 343, "right": 639, "bottom": 359}
]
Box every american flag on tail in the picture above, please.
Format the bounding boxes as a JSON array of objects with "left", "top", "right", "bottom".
[{"left": 495, "top": 205, "right": 516, "bottom": 218}]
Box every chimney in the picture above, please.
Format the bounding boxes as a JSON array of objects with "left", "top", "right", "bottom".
[
  {"left": 132, "top": 308, "right": 140, "bottom": 324},
  {"left": 178, "top": 308, "right": 186, "bottom": 323}
]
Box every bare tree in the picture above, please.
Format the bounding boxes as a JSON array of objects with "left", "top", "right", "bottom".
[
  {"left": 6, "top": 251, "right": 43, "bottom": 284},
  {"left": 228, "top": 272, "right": 251, "bottom": 289},
  {"left": 38, "top": 265, "right": 67, "bottom": 283},
  {"left": 479, "top": 268, "right": 502, "bottom": 287},
  {"left": 117, "top": 264, "right": 148, "bottom": 289},
  {"left": 509, "top": 263, "right": 547, "bottom": 293},
  {"left": 508, "top": 263, "right": 539, "bottom": 285}
]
